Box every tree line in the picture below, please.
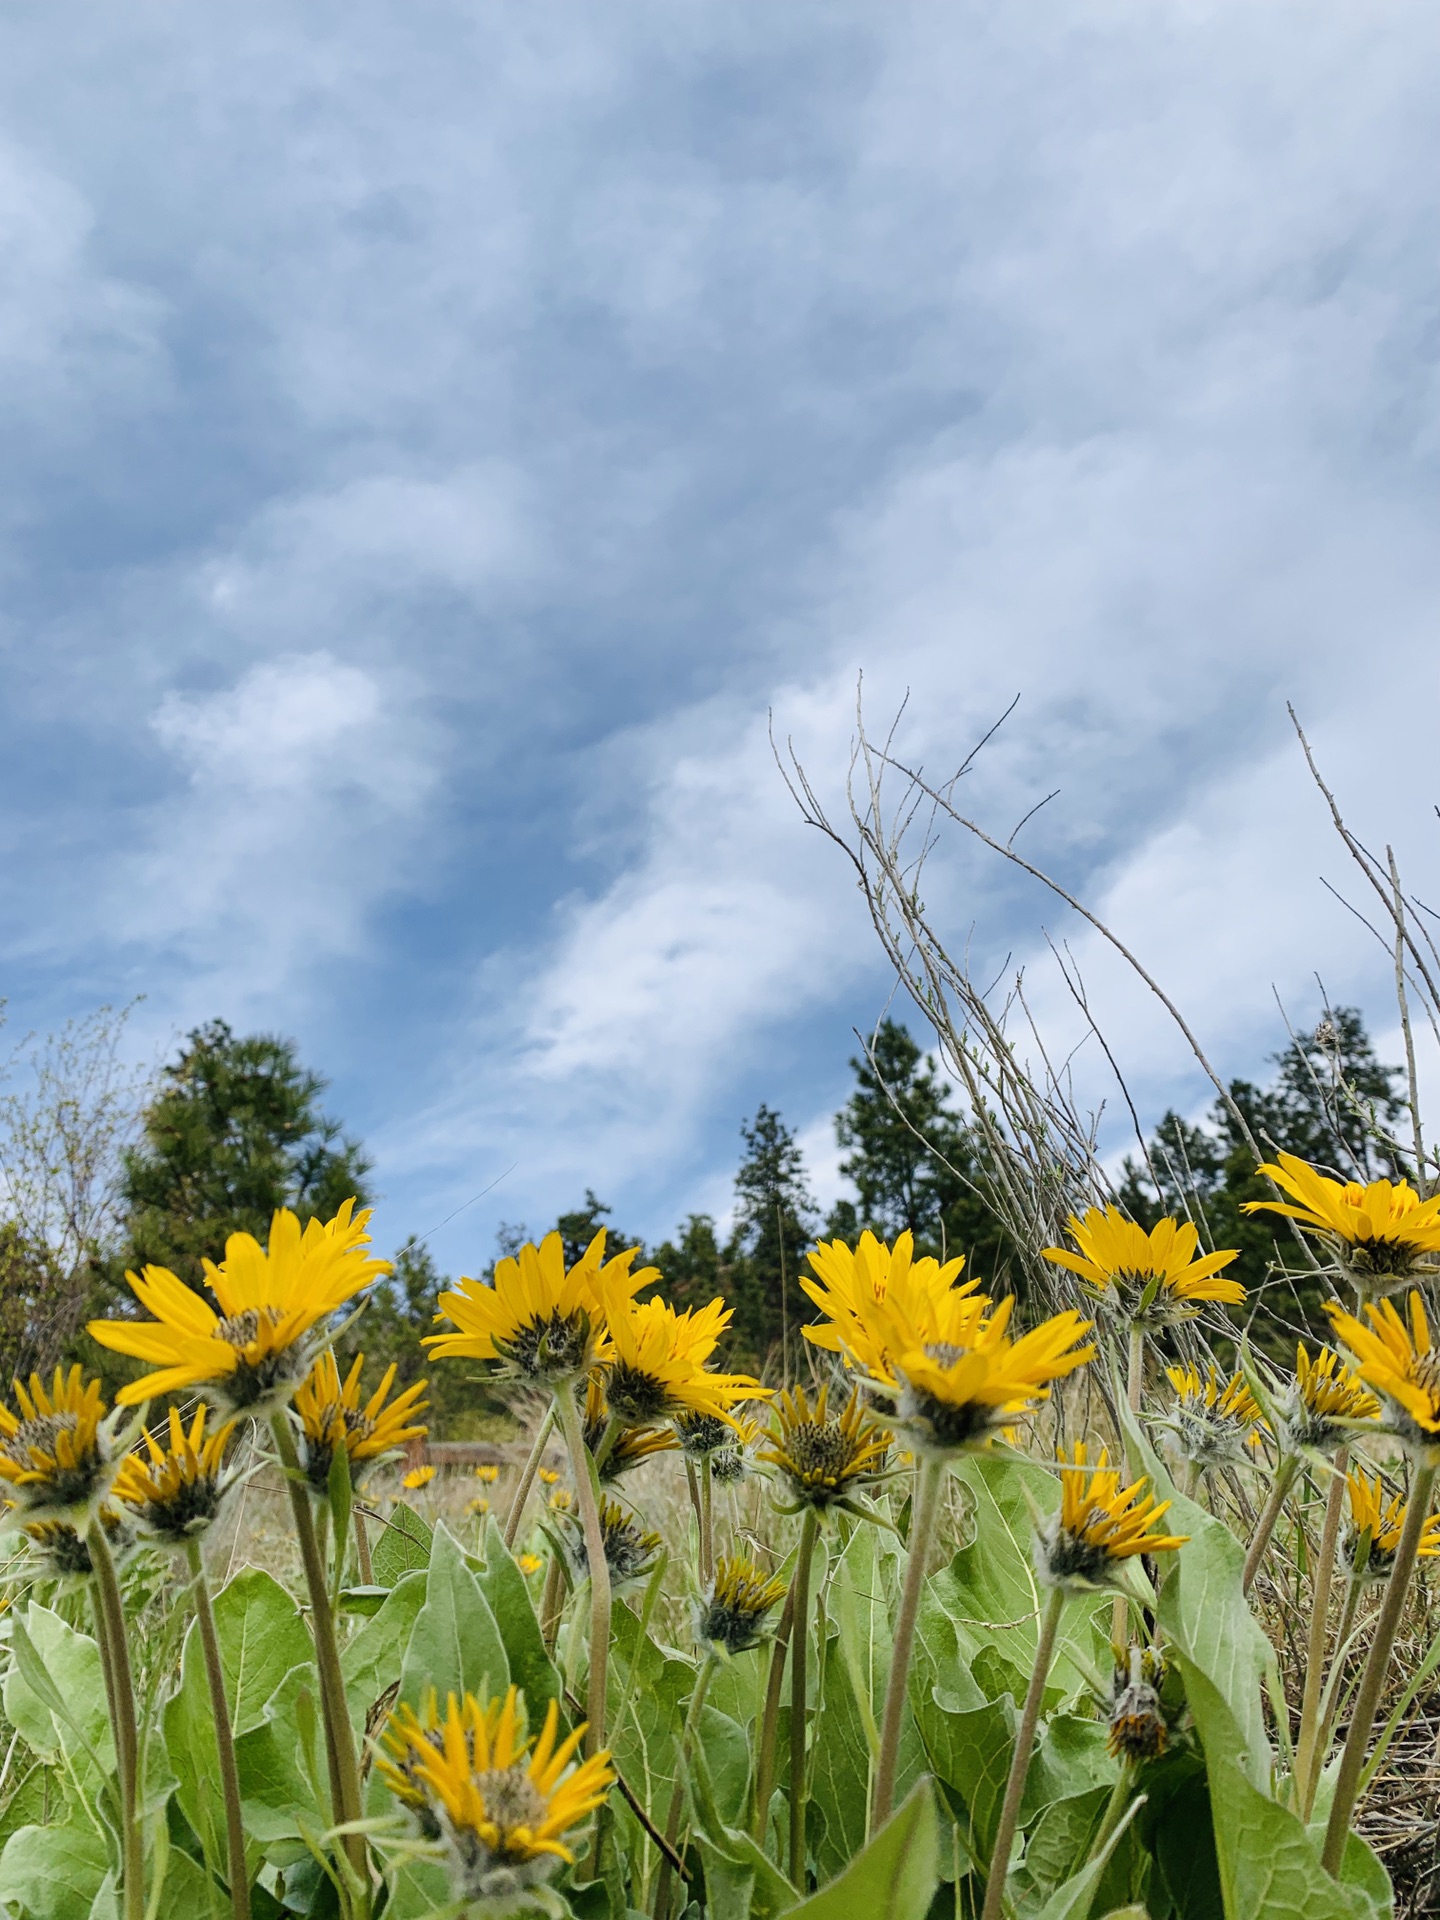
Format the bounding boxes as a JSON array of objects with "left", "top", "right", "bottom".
[{"left": 0, "top": 1000, "right": 1406, "bottom": 1427}]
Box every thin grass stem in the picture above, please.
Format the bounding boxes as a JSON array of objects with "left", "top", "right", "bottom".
[
  {"left": 751, "top": 1581, "right": 795, "bottom": 1846},
  {"left": 873, "top": 1456, "right": 942, "bottom": 1827},
  {"left": 788, "top": 1509, "right": 820, "bottom": 1887},
  {"left": 981, "top": 1584, "right": 1067, "bottom": 1920},
  {"left": 505, "top": 1403, "right": 556, "bottom": 1548},
  {"left": 1242, "top": 1455, "right": 1300, "bottom": 1595},
  {"left": 87, "top": 1519, "right": 143, "bottom": 1920},
  {"left": 1292, "top": 1451, "right": 1347, "bottom": 1816},
  {"left": 185, "top": 1538, "right": 252, "bottom": 1920}
]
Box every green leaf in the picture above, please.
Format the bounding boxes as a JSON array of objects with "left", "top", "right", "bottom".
[
  {"left": 373, "top": 1502, "right": 434, "bottom": 1586},
  {"left": 1123, "top": 1404, "right": 1274, "bottom": 1790},
  {"left": 1176, "top": 1656, "right": 1370, "bottom": 1920},
  {"left": 398, "top": 1521, "right": 508, "bottom": 1710},
  {"left": 383, "top": 1859, "right": 453, "bottom": 1920},
  {"left": 327, "top": 1439, "right": 353, "bottom": 1578},
  {"left": 478, "top": 1516, "right": 560, "bottom": 1714},
  {"left": 234, "top": 1665, "right": 327, "bottom": 1849},
  {"left": 692, "top": 1825, "right": 798, "bottom": 1920},
  {"left": 4, "top": 1606, "right": 115, "bottom": 1782},
  {"left": 1008, "top": 1786, "right": 1110, "bottom": 1906},
  {"left": 0, "top": 1823, "right": 110, "bottom": 1920},
  {"left": 212, "top": 1569, "right": 316, "bottom": 1738},
  {"left": 913, "top": 1696, "right": 1013, "bottom": 1859},
  {"left": 1024, "top": 1793, "right": 1146, "bottom": 1920},
  {"left": 341, "top": 1569, "right": 426, "bottom": 1730},
  {"left": 780, "top": 1775, "right": 938, "bottom": 1920},
  {"left": 603, "top": 1600, "right": 692, "bottom": 1871}
]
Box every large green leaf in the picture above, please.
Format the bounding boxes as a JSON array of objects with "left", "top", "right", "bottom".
[
  {"left": 1122, "top": 1405, "right": 1274, "bottom": 1790},
  {"left": 372, "top": 1501, "right": 434, "bottom": 1587},
  {"left": 341, "top": 1568, "right": 426, "bottom": 1729},
  {"left": 604, "top": 1600, "right": 693, "bottom": 1878},
  {"left": 780, "top": 1776, "right": 938, "bottom": 1920},
  {"left": 234, "top": 1664, "right": 327, "bottom": 1849},
  {"left": 211, "top": 1569, "right": 315, "bottom": 1738},
  {"left": 0, "top": 1823, "right": 110, "bottom": 1920},
  {"left": 397, "top": 1521, "right": 508, "bottom": 1709},
  {"left": 4, "top": 1606, "right": 114, "bottom": 1783},
  {"left": 1177, "top": 1657, "right": 1372, "bottom": 1920},
  {"left": 478, "top": 1516, "right": 560, "bottom": 1715},
  {"left": 807, "top": 1621, "right": 878, "bottom": 1883}
]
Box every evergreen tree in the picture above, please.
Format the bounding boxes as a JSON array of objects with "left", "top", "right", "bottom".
[
  {"left": 651, "top": 1212, "right": 724, "bottom": 1313},
  {"left": 725, "top": 1104, "right": 819, "bottom": 1366},
  {"left": 554, "top": 1189, "right": 645, "bottom": 1268},
  {"left": 1118, "top": 1007, "right": 1405, "bottom": 1348},
  {"left": 826, "top": 1019, "right": 1014, "bottom": 1283},
  {"left": 119, "top": 1019, "right": 373, "bottom": 1291}
]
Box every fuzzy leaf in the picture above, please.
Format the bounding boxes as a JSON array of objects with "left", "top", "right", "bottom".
[
  {"left": 478, "top": 1516, "right": 560, "bottom": 1715},
  {"left": 398, "top": 1521, "right": 508, "bottom": 1710},
  {"left": 0, "top": 1822, "right": 110, "bottom": 1920},
  {"left": 342, "top": 1568, "right": 426, "bottom": 1730},
  {"left": 780, "top": 1775, "right": 938, "bottom": 1920},
  {"left": 372, "top": 1501, "right": 434, "bottom": 1586}
]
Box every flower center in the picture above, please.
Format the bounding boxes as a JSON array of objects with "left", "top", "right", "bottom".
[
  {"left": 14, "top": 1411, "right": 81, "bottom": 1460},
  {"left": 605, "top": 1363, "right": 671, "bottom": 1424},
  {"left": 215, "top": 1309, "right": 264, "bottom": 1349},
  {"left": 475, "top": 1766, "right": 548, "bottom": 1849}
]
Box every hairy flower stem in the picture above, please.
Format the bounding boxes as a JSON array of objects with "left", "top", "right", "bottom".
[
  {"left": 88, "top": 1520, "right": 143, "bottom": 1920},
  {"left": 504, "top": 1402, "right": 556, "bottom": 1548},
  {"left": 1242, "top": 1455, "right": 1300, "bottom": 1595},
  {"left": 186, "top": 1539, "right": 252, "bottom": 1920},
  {"left": 700, "top": 1457, "right": 715, "bottom": 1588},
  {"left": 352, "top": 1508, "right": 373, "bottom": 1586},
  {"left": 1311, "top": 1573, "right": 1365, "bottom": 1815},
  {"left": 1114, "top": 1326, "right": 1145, "bottom": 1645},
  {"left": 555, "top": 1386, "right": 612, "bottom": 1760},
  {"left": 981, "top": 1585, "right": 1067, "bottom": 1920},
  {"left": 271, "top": 1414, "right": 369, "bottom": 1905},
  {"left": 1292, "top": 1450, "right": 1348, "bottom": 1817},
  {"left": 750, "top": 1581, "right": 796, "bottom": 1846},
  {"left": 1322, "top": 1459, "right": 1438, "bottom": 1876},
  {"left": 653, "top": 1651, "right": 718, "bottom": 1920},
  {"left": 873, "top": 1457, "right": 943, "bottom": 1827},
  {"left": 788, "top": 1509, "right": 820, "bottom": 1886}
]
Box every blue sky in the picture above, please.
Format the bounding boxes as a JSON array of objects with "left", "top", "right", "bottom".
[{"left": 4, "top": 4, "right": 1440, "bottom": 1275}]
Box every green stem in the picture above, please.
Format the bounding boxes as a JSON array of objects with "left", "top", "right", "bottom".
[
  {"left": 186, "top": 1539, "right": 252, "bottom": 1920},
  {"left": 700, "top": 1457, "right": 715, "bottom": 1588},
  {"left": 750, "top": 1580, "right": 795, "bottom": 1846},
  {"left": 1292, "top": 1451, "right": 1347, "bottom": 1816},
  {"left": 1311, "top": 1573, "right": 1366, "bottom": 1814},
  {"left": 873, "top": 1456, "right": 943, "bottom": 1827},
  {"left": 352, "top": 1507, "right": 373, "bottom": 1587},
  {"left": 539, "top": 1552, "right": 564, "bottom": 1655},
  {"left": 981, "top": 1584, "right": 1067, "bottom": 1920},
  {"left": 653, "top": 1651, "right": 718, "bottom": 1920},
  {"left": 504, "top": 1402, "right": 556, "bottom": 1548},
  {"left": 1242, "top": 1455, "right": 1300, "bottom": 1595},
  {"left": 1115, "top": 1326, "right": 1145, "bottom": 1646},
  {"left": 788, "top": 1510, "right": 820, "bottom": 1887},
  {"left": 1322, "top": 1459, "right": 1437, "bottom": 1875},
  {"left": 271, "top": 1413, "right": 369, "bottom": 1906},
  {"left": 555, "top": 1386, "right": 612, "bottom": 1760},
  {"left": 1086, "top": 1762, "right": 1134, "bottom": 1867},
  {"left": 88, "top": 1520, "right": 143, "bottom": 1920}
]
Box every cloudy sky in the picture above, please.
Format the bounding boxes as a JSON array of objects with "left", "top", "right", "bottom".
[{"left": 3, "top": 3, "right": 1439, "bottom": 1273}]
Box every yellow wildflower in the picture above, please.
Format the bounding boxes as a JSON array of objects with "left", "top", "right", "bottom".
[{"left": 1044, "top": 1208, "right": 1242, "bottom": 1324}]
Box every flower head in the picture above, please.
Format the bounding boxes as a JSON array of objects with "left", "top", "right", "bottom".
[
  {"left": 381, "top": 1685, "right": 613, "bottom": 1902},
  {"left": 425, "top": 1231, "right": 656, "bottom": 1385},
  {"left": 112, "top": 1405, "right": 240, "bottom": 1542},
  {"left": 518, "top": 1552, "right": 544, "bottom": 1576},
  {"left": 1343, "top": 1468, "right": 1440, "bottom": 1581},
  {"left": 475, "top": 1464, "right": 499, "bottom": 1485},
  {"left": 403, "top": 1465, "right": 437, "bottom": 1491},
  {"left": 582, "top": 1375, "right": 677, "bottom": 1481},
  {"left": 1326, "top": 1291, "right": 1440, "bottom": 1457},
  {"left": 0, "top": 1367, "right": 125, "bottom": 1518},
  {"left": 561, "top": 1497, "right": 661, "bottom": 1587},
  {"left": 1245, "top": 1153, "right": 1440, "bottom": 1294},
  {"left": 22, "top": 1505, "right": 132, "bottom": 1582},
  {"left": 1106, "top": 1646, "right": 1172, "bottom": 1763},
  {"left": 801, "top": 1230, "right": 983, "bottom": 1383},
  {"left": 759, "top": 1383, "right": 891, "bottom": 1516},
  {"left": 861, "top": 1287, "right": 1094, "bottom": 1455},
  {"left": 1043, "top": 1209, "right": 1242, "bottom": 1325},
  {"left": 695, "top": 1555, "right": 788, "bottom": 1656},
  {"left": 1036, "top": 1444, "right": 1188, "bottom": 1591},
  {"left": 295, "top": 1352, "right": 429, "bottom": 1495},
  {"left": 88, "top": 1200, "right": 390, "bottom": 1411},
  {"left": 1271, "top": 1344, "right": 1380, "bottom": 1454},
  {"left": 1157, "top": 1364, "right": 1261, "bottom": 1475},
  {"left": 598, "top": 1288, "right": 767, "bottom": 1428}
]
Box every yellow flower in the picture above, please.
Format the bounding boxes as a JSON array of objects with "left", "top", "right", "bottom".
[
  {"left": 801, "top": 1230, "right": 983, "bottom": 1382},
  {"left": 517, "top": 1552, "right": 544, "bottom": 1576},
  {"left": 1039, "top": 1443, "right": 1188, "bottom": 1589},
  {"left": 1344, "top": 1468, "right": 1440, "bottom": 1580},
  {"left": 424, "top": 1231, "right": 657, "bottom": 1383},
  {"left": 1245, "top": 1152, "right": 1440, "bottom": 1293},
  {"left": 696, "top": 1555, "right": 788, "bottom": 1654},
  {"left": 384, "top": 1686, "right": 613, "bottom": 1898},
  {"left": 759, "top": 1383, "right": 892, "bottom": 1515},
  {"left": 112, "top": 1405, "right": 239, "bottom": 1542},
  {"left": 548, "top": 1486, "right": 573, "bottom": 1512},
  {"left": 597, "top": 1287, "right": 768, "bottom": 1428},
  {"left": 864, "top": 1286, "right": 1094, "bottom": 1454},
  {"left": 467, "top": 1497, "right": 490, "bottom": 1516},
  {"left": 538, "top": 1467, "right": 560, "bottom": 1486},
  {"left": 88, "top": 1200, "right": 390, "bottom": 1409},
  {"left": 561, "top": 1496, "right": 661, "bottom": 1585},
  {"left": 583, "top": 1374, "right": 678, "bottom": 1480},
  {"left": 1043, "top": 1208, "right": 1242, "bottom": 1323},
  {"left": 22, "top": 1505, "right": 131, "bottom": 1581},
  {"left": 1327, "top": 1291, "right": 1440, "bottom": 1455},
  {"left": 403, "top": 1465, "right": 437, "bottom": 1490},
  {"left": 0, "top": 1367, "right": 122, "bottom": 1516},
  {"left": 1275, "top": 1343, "right": 1379, "bottom": 1453},
  {"left": 1159, "top": 1363, "right": 1261, "bottom": 1473},
  {"left": 474, "top": 1463, "right": 500, "bottom": 1484},
  {"left": 295, "top": 1351, "right": 428, "bottom": 1493}
]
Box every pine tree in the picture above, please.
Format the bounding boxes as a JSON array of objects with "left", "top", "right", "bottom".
[
  {"left": 826, "top": 1020, "right": 1015, "bottom": 1284},
  {"left": 1118, "top": 1006, "right": 1405, "bottom": 1347},
  {"left": 119, "top": 1019, "right": 373, "bottom": 1291},
  {"left": 725, "top": 1105, "right": 819, "bottom": 1366},
  {"left": 650, "top": 1213, "right": 724, "bottom": 1313}
]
